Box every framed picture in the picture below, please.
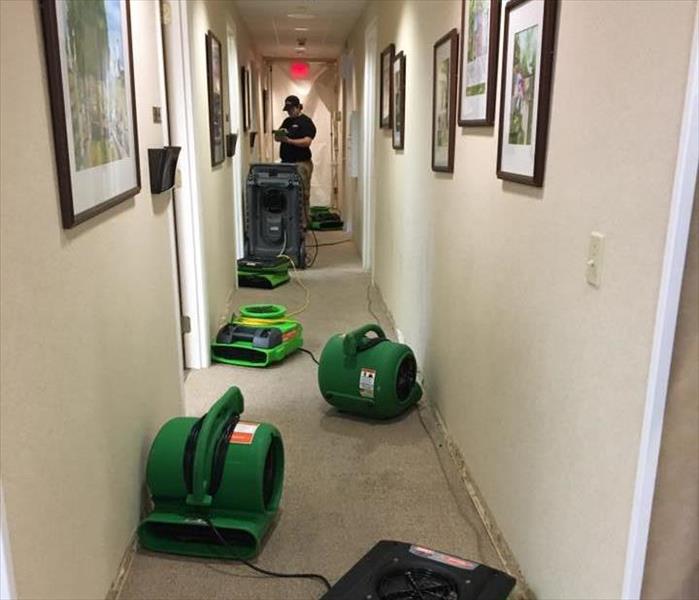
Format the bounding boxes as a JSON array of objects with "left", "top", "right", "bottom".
[
  {"left": 458, "top": 0, "right": 501, "bottom": 126},
  {"left": 379, "top": 43, "right": 395, "bottom": 128},
  {"left": 246, "top": 67, "right": 253, "bottom": 131},
  {"left": 262, "top": 88, "right": 268, "bottom": 133},
  {"left": 40, "top": 0, "right": 140, "bottom": 229},
  {"left": 497, "top": 0, "right": 558, "bottom": 186},
  {"left": 241, "top": 66, "right": 249, "bottom": 131},
  {"left": 248, "top": 67, "right": 257, "bottom": 132},
  {"left": 206, "top": 30, "right": 224, "bottom": 166},
  {"left": 392, "top": 51, "right": 406, "bottom": 150},
  {"left": 432, "top": 29, "right": 459, "bottom": 172}
]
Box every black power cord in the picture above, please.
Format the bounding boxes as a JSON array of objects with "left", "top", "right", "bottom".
[
  {"left": 205, "top": 518, "right": 332, "bottom": 593},
  {"left": 315, "top": 239, "right": 352, "bottom": 248},
  {"left": 306, "top": 228, "right": 320, "bottom": 268},
  {"left": 299, "top": 347, "right": 320, "bottom": 365}
]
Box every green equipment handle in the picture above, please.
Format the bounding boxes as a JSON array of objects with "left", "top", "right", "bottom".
[
  {"left": 187, "top": 387, "right": 245, "bottom": 507},
  {"left": 343, "top": 324, "right": 387, "bottom": 357}
]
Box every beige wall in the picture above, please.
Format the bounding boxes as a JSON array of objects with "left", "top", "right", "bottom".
[
  {"left": 0, "top": 1, "right": 183, "bottom": 599},
  {"left": 642, "top": 186, "right": 699, "bottom": 599},
  {"left": 345, "top": 1, "right": 696, "bottom": 597},
  {"left": 186, "top": 1, "right": 261, "bottom": 338}
]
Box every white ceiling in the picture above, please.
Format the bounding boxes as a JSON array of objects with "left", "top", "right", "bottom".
[{"left": 234, "top": 0, "right": 367, "bottom": 60}]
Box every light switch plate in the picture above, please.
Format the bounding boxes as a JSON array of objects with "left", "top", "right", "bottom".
[{"left": 586, "top": 232, "right": 605, "bottom": 287}]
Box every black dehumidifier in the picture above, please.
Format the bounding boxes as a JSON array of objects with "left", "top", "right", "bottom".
[
  {"left": 322, "top": 540, "right": 516, "bottom": 600},
  {"left": 244, "top": 163, "right": 306, "bottom": 268}
]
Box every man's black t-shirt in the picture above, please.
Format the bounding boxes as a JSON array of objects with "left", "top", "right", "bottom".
[{"left": 280, "top": 114, "right": 316, "bottom": 162}]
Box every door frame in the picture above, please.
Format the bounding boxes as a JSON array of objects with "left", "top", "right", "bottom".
[
  {"left": 162, "top": 0, "right": 210, "bottom": 369},
  {"left": 227, "top": 25, "right": 245, "bottom": 261},
  {"left": 622, "top": 10, "right": 699, "bottom": 598},
  {"left": 0, "top": 485, "right": 16, "bottom": 600},
  {"left": 361, "top": 17, "right": 378, "bottom": 276}
]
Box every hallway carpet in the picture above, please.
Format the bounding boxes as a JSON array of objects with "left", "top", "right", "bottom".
[{"left": 119, "top": 232, "right": 507, "bottom": 600}]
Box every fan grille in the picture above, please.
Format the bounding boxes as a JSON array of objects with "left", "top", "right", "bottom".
[
  {"left": 377, "top": 568, "right": 458, "bottom": 600},
  {"left": 395, "top": 354, "right": 417, "bottom": 401}
]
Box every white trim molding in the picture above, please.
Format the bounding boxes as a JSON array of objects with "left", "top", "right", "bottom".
[
  {"left": 622, "top": 9, "right": 699, "bottom": 599},
  {"left": 361, "top": 17, "right": 378, "bottom": 275},
  {"left": 1, "top": 485, "right": 16, "bottom": 600},
  {"left": 163, "top": 0, "right": 210, "bottom": 369}
]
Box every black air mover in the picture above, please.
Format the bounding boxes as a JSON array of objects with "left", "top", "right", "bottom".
[{"left": 322, "top": 540, "right": 516, "bottom": 600}]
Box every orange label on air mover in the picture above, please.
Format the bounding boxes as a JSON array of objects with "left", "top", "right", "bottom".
[
  {"left": 229, "top": 421, "right": 259, "bottom": 444},
  {"left": 282, "top": 329, "right": 298, "bottom": 342}
]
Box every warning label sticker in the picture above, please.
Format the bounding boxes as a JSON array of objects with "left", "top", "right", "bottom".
[
  {"left": 409, "top": 545, "right": 478, "bottom": 571},
  {"left": 282, "top": 329, "right": 298, "bottom": 342},
  {"left": 359, "top": 368, "right": 377, "bottom": 398},
  {"left": 229, "top": 421, "right": 259, "bottom": 444}
]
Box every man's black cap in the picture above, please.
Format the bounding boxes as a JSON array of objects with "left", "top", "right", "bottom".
[{"left": 283, "top": 95, "right": 301, "bottom": 111}]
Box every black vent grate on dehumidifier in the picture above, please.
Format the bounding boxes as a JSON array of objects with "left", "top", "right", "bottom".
[{"left": 263, "top": 188, "right": 287, "bottom": 213}]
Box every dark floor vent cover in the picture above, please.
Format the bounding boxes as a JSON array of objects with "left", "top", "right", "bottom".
[{"left": 321, "top": 540, "right": 516, "bottom": 600}]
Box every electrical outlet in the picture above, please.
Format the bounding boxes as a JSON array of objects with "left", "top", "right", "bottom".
[
  {"left": 586, "top": 232, "right": 605, "bottom": 287},
  {"left": 152, "top": 106, "right": 162, "bottom": 124}
]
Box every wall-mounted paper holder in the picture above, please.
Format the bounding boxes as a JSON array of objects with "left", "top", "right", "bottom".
[
  {"left": 226, "top": 133, "right": 238, "bottom": 157},
  {"left": 148, "top": 146, "right": 181, "bottom": 194}
]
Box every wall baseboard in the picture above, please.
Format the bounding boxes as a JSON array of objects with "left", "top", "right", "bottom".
[
  {"left": 105, "top": 533, "right": 137, "bottom": 600},
  {"left": 370, "top": 283, "right": 534, "bottom": 599},
  {"left": 419, "top": 401, "right": 535, "bottom": 600}
]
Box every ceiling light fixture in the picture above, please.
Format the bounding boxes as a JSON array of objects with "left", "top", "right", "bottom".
[
  {"left": 294, "top": 27, "right": 309, "bottom": 31},
  {"left": 287, "top": 13, "right": 316, "bottom": 19}
]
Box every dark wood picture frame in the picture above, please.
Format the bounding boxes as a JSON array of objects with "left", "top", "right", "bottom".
[
  {"left": 392, "top": 51, "right": 406, "bottom": 150},
  {"left": 262, "top": 88, "right": 268, "bottom": 133},
  {"left": 40, "top": 0, "right": 141, "bottom": 229},
  {"left": 431, "top": 29, "right": 459, "bottom": 173},
  {"left": 496, "top": 0, "right": 558, "bottom": 187},
  {"left": 246, "top": 67, "right": 254, "bottom": 132},
  {"left": 206, "top": 30, "right": 225, "bottom": 166},
  {"left": 379, "top": 43, "right": 395, "bottom": 128},
  {"left": 241, "top": 66, "right": 249, "bottom": 132},
  {"left": 458, "top": 0, "right": 501, "bottom": 126}
]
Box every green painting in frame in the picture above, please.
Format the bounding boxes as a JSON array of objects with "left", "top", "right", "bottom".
[{"left": 40, "top": 0, "right": 140, "bottom": 228}]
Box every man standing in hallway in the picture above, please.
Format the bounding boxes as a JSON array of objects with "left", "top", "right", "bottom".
[{"left": 275, "top": 95, "right": 316, "bottom": 228}]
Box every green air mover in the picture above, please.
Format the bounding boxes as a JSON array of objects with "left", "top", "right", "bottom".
[
  {"left": 237, "top": 256, "right": 290, "bottom": 289},
  {"left": 138, "top": 386, "right": 284, "bottom": 559},
  {"left": 309, "top": 206, "right": 344, "bottom": 231},
  {"left": 212, "top": 304, "right": 303, "bottom": 368},
  {"left": 318, "top": 324, "right": 422, "bottom": 419}
]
